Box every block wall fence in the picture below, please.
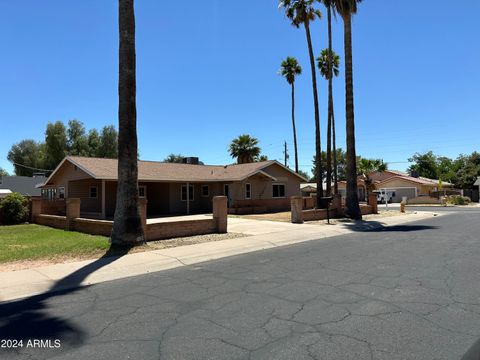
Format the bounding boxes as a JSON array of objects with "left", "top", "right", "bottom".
[{"left": 31, "top": 196, "right": 228, "bottom": 241}]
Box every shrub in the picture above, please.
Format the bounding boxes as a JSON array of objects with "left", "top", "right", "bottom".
[
  {"left": 0, "top": 192, "right": 29, "bottom": 225},
  {"left": 446, "top": 195, "right": 471, "bottom": 206}
]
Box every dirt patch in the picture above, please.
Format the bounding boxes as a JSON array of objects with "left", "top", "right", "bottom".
[
  {"left": 305, "top": 210, "right": 410, "bottom": 225},
  {"left": 148, "top": 232, "right": 247, "bottom": 249},
  {"left": 0, "top": 232, "right": 248, "bottom": 272}
]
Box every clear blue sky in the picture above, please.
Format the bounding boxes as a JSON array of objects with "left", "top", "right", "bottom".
[{"left": 1, "top": 0, "right": 479, "bottom": 176}]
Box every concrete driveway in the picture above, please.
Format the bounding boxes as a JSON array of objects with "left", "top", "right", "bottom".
[
  {"left": 2, "top": 208, "right": 480, "bottom": 359},
  {"left": 227, "top": 216, "right": 306, "bottom": 235}
]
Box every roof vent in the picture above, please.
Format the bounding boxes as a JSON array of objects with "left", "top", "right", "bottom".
[{"left": 182, "top": 157, "right": 199, "bottom": 165}]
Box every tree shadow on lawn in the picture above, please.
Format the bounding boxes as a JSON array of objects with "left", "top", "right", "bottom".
[
  {"left": 0, "top": 245, "right": 133, "bottom": 355},
  {"left": 341, "top": 220, "right": 439, "bottom": 233}
]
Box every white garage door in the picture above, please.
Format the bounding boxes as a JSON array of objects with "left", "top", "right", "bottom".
[{"left": 384, "top": 187, "right": 417, "bottom": 203}]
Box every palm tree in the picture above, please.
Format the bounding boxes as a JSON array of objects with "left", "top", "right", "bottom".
[
  {"left": 317, "top": 48, "right": 340, "bottom": 196},
  {"left": 333, "top": 0, "right": 362, "bottom": 219},
  {"left": 279, "top": 0, "right": 324, "bottom": 208},
  {"left": 357, "top": 158, "right": 387, "bottom": 203},
  {"left": 280, "top": 57, "right": 302, "bottom": 174},
  {"left": 229, "top": 135, "right": 261, "bottom": 164},
  {"left": 111, "top": 0, "right": 145, "bottom": 246}
]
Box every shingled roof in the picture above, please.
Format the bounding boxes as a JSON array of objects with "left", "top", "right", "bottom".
[{"left": 44, "top": 156, "right": 307, "bottom": 185}]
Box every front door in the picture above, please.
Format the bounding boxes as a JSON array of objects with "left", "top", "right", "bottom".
[{"left": 224, "top": 184, "right": 231, "bottom": 207}]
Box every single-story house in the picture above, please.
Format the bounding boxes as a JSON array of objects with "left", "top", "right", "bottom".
[
  {"left": 0, "top": 175, "right": 46, "bottom": 197},
  {"left": 40, "top": 156, "right": 306, "bottom": 218},
  {"left": 369, "top": 170, "right": 453, "bottom": 202},
  {"left": 300, "top": 179, "right": 367, "bottom": 202}
]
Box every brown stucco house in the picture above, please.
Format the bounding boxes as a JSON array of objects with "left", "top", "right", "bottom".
[
  {"left": 39, "top": 156, "right": 306, "bottom": 218},
  {"left": 369, "top": 170, "right": 453, "bottom": 202}
]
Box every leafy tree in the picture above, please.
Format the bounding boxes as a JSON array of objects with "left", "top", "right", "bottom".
[
  {"left": 280, "top": 56, "right": 302, "bottom": 173},
  {"left": 67, "top": 119, "right": 89, "bottom": 156},
  {"left": 87, "top": 129, "right": 101, "bottom": 157},
  {"left": 98, "top": 125, "right": 118, "bottom": 158},
  {"left": 44, "top": 121, "right": 68, "bottom": 170},
  {"left": 332, "top": 0, "right": 363, "bottom": 219},
  {"left": 357, "top": 158, "right": 387, "bottom": 202},
  {"left": 280, "top": 0, "right": 324, "bottom": 206},
  {"left": 436, "top": 156, "right": 458, "bottom": 184},
  {"left": 256, "top": 154, "right": 269, "bottom": 162},
  {"left": 229, "top": 135, "right": 261, "bottom": 164},
  {"left": 455, "top": 152, "right": 480, "bottom": 188},
  {"left": 0, "top": 192, "right": 29, "bottom": 225},
  {"left": 0, "top": 168, "right": 9, "bottom": 176},
  {"left": 111, "top": 0, "right": 145, "bottom": 246},
  {"left": 297, "top": 169, "right": 309, "bottom": 180},
  {"left": 7, "top": 140, "right": 46, "bottom": 176},
  {"left": 312, "top": 148, "right": 347, "bottom": 182},
  {"left": 318, "top": 48, "right": 340, "bottom": 195},
  {"left": 164, "top": 154, "right": 185, "bottom": 163},
  {"left": 408, "top": 151, "right": 438, "bottom": 179}
]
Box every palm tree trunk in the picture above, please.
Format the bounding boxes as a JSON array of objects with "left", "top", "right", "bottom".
[
  {"left": 291, "top": 82, "right": 299, "bottom": 174},
  {"left": 325, "top": 5, "right": 333, "bottom": 196},
  {"left": 111, "top": 0, "right": 145, "bottom": 245},
  {"left": 304, "top": 21, "right": 323, "bottom": 207},
  {"left": 332, "top": 105, "right": 338, "bottom": 194},
  {"left": 343, "top": 13, "right": 361, "bottom": 219}
]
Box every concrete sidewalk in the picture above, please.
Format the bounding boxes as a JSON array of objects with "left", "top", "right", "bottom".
[{"left": 0, "top": 211, "right": 441, "bottom": 302}]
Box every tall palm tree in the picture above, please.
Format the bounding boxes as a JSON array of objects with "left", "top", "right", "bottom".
[
  {"left": 280, "top": 57, "right": 302, "bottom": 174},
  {"left": 229, "top": 134, "right": 261, "bottom": 164},
  {"left": 279, "top": 0, "right": 324, "bottom": 208},
  {"left": 317, "top": 48, "right": 340, "bottom": 196},
  {"left": 333, "top": 0, "right": 362, "bottom": 219},
  {"left": 111, "top": 0, "right": 145, "bottom": 246}
]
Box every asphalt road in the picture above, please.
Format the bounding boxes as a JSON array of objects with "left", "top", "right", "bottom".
[{"left": 2, "top": 209, "right": 480, "bottom": 360}]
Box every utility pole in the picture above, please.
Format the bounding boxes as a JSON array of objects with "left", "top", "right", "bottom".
[{"left": 283, "top": 141, "right": 289, "bottom": 167}]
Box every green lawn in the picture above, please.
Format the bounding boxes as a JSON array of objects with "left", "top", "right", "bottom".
[{"left": 0, "top": 224, "right": 110, "bottom": 264}]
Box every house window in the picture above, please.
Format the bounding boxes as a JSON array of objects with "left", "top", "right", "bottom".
[
  {"left": 139, "top": 185, "right": 146, "bottom": 198},
  {"left": 201, "top": 185, "right": 209, "bottom": 197},
  {"left": 42, "top": 188, "right": 56, "bottom": 201},
  {"left": 272, "top": 184, "right": 286, "bottom": 198},
  {"left": 58, "top": 187, "right": 65, "bottom": 199},
  {"left": 245, "top": 183, "right": 251, "bottom": 199},
  {"left": 90, "top": 186, "right": 98, "bottom": 199},
  {"left": 181, "top": 185, "right": 194, "bottom": 201}
]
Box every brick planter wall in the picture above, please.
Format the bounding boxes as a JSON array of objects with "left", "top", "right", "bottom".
[
  {"left": 146, "top": 219, "right": 216, "bottom": 241},
  {"left": 301, "top": 208, "right": 339, "bottom": 221},
  {"left": 35, "top": 214, "right": 67, "bottom": 228},
  {"left": 72, "top": 218, "right": 113, "bottom": 237},
  {"left": 360, "top": 204, "right": 373, "bottom": 215},
  {"left": 31, "top": 196, "right": 228, "bottom": 242}
]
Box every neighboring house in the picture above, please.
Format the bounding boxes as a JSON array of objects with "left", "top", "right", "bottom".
[
  {"left": 300, "top": 179, "right": 366, "bottom": 201},
  {"left": 473, "top": 177, "right": 480, "bottom": 203},
  {"left": 369, "top": 170, "right": 453, "bottom": 202},
  {"left": 40, "top": 156, "right": 306, "bottom": 218},
  {"left": 0, "top": 175, "right": 46, "bottom": 197},
  {"left": 0, "top": 189, "right": 13, "bottom": 199},
  {"left": 300, "top": 169, "right": 452, "bottom": 203}
]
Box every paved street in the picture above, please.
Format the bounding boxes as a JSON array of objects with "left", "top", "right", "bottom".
[{"left": 2, "top": 209, "right": 480, "bottom": 360}]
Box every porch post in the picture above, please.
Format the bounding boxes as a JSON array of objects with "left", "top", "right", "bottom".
[
  {"left": 186, "top": 182, "right": 190, "bottom": 215},
  {"left": 101, "top": 180, "right": 106, "bottom": 219}
]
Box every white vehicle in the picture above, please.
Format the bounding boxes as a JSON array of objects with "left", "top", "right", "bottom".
[{"left": 373, "top": 190, "right": 395, "bottom": 204}]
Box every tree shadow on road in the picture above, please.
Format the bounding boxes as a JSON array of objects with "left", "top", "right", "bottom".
[
  {"left": 461, "top": 338, "right": 480, "bottom": 360},
  {"left": 341, "top": 220, "right": 439, "bottom": 233},
  {"left": 0, "top": 245, "right": 133, "bottom": 354}
]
